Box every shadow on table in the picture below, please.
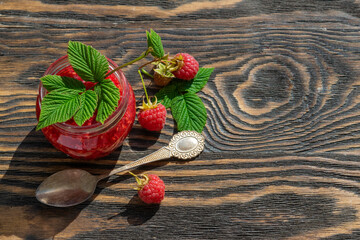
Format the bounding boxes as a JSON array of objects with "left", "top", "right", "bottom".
[
  {"left": 108, "top": 194, "right": 160, "bottom": 226},
  {"left": 0, "top": 127, "right": 119, "bottom": 239},
  {"left": 127, "top": 125, "right": 162, "bottom": 151}
]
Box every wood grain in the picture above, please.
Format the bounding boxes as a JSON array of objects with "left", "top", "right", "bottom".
[{"left": 1, "top": 0, "right": 360, "bottom": 239}]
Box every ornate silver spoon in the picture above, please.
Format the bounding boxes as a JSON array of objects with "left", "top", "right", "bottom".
[{"left": 36, "top": 131, "right": 205, "bottom": 207}]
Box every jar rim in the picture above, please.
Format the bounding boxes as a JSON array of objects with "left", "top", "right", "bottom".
[{"left": 38, "top": 55, "right": 130, "bottom": 135}]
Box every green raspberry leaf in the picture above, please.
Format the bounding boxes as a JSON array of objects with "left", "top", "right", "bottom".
[
  {"left": 146, "top": 29, "right": 165, "bottom": 58},
  {"left": 41, "top": 75, "right": 85, "bottom": 92},
  {"left": 68, "top": 41, "right": 109, "bottom": 82},
  {"left": 73, "top": 90, "right": 98, "bottom": 126},
  {"left": 36, "top": 89, "right": 81, "bottom": 130},
  {"left": 94, "top": 83, "right": 102, "bottom": 98},
  {"left": 179, "top": 67, "right": 214, "bottom": 93},
  {"left": 155, "top": 83, "right": 180, "bottom": 108},
  {"left": 96, "top": 79, "right": 120, "bottom": 124},
  {"left": 170, "top": 93, "right": 207, "bottom": 133}
]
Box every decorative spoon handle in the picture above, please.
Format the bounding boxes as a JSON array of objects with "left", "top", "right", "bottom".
[
  {"left": 96, "top": 130, "right": 205, "bottom": 181},
  {"left": 97, "top": 146, "right": 171, "bottom": 180}
]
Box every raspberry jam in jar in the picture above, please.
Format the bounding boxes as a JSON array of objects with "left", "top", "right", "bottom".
[{"left": 36, "top": 56, "right": 136, "bottom": 159}]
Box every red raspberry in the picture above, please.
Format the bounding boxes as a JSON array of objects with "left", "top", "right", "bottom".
[
  {"left": 131, "top": 173, "right": 165, "bottom": 204},
  {"left": 138, "top": 103, "right": 166, "bottom": 131},
  {"left": 172, "top": 53, "right": 199, "bottom": 80}
]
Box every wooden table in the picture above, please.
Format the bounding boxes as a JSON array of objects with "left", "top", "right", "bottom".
[{"left": 1, "top": 1, "right": 360, "bottom": 239}]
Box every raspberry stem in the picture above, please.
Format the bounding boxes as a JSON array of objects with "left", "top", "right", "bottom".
[
  {"left": 129, "top": 171, "right": 149, "bottom": 190},
  {"left": 138, "top": 69, "right": 150, "bottom": 104},
  {"left": 141, "top": 68, "right": 153, "bottom": 79},
  {"left": 138, "top": 59, "right": 157, "bottom": 70},
  {"left": 104, "top": 47, "right": 153, "bottom": 78}
]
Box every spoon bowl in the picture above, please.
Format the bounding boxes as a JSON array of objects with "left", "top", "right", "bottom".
[
  {"left": 36, "top": 131, "right": 204, "bottom": 207},
  {"left": 36, "top": 169, "right": 99, "bottom": 207}
]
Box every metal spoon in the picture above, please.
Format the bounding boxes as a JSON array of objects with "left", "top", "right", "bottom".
[{"left": 36, "top": 131, "right": 205, "bottom": 207}]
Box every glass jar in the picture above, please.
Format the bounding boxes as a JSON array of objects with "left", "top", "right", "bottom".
[{"left": 36, "top": 56, "right": 136, "bottom": 159}]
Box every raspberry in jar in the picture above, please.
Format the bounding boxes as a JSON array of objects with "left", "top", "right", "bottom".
[{"left": 36, "top": 55, "right": 136, "bottom": 159}]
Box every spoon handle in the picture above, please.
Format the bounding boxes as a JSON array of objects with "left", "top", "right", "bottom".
[{"left": 97, "top": 146, "right": 171, "bottom": 180}]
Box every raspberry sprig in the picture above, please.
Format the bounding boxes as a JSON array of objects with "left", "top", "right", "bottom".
[{"left": 136, "top": 30, "right": 213, "bottom": 133}]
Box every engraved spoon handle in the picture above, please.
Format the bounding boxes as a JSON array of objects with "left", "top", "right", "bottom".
[{"left": 97, "top": 146, "right": 171, "bottom": 181}]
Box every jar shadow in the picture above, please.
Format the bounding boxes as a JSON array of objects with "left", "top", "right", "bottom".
[
  {"left": 0, "top": 127, "right": 119, "bottom": 239},
  {"left": 127, "top": 125, "right": 162, "bottom": 151}
]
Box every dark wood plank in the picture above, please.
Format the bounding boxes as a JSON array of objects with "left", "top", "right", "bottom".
[{"left": 1, "top": 1, "right": 360, "bottom": 239}]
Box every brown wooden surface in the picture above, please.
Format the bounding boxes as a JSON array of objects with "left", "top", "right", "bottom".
[{"left": 1, "top": 0, "right": 360, "bottom": 239}]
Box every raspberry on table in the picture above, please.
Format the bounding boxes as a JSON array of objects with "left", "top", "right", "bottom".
[
  {"left": 130, "top": 173, "right": 165, "bottom": 204},
  {"left": 172, "top": 53, "right": 199, "bottom": 80}
]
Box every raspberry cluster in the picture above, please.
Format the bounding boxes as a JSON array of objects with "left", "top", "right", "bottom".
[
  {"left": 138, "top": 53, "right": 200, "bottom": 132},
  {"left": 152, "top": 52, "right": 199, "bottom": 87}
]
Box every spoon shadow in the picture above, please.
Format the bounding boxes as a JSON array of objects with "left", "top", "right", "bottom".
[{"left": 0, "top": 127, "right": 119, "bottom": 239}]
